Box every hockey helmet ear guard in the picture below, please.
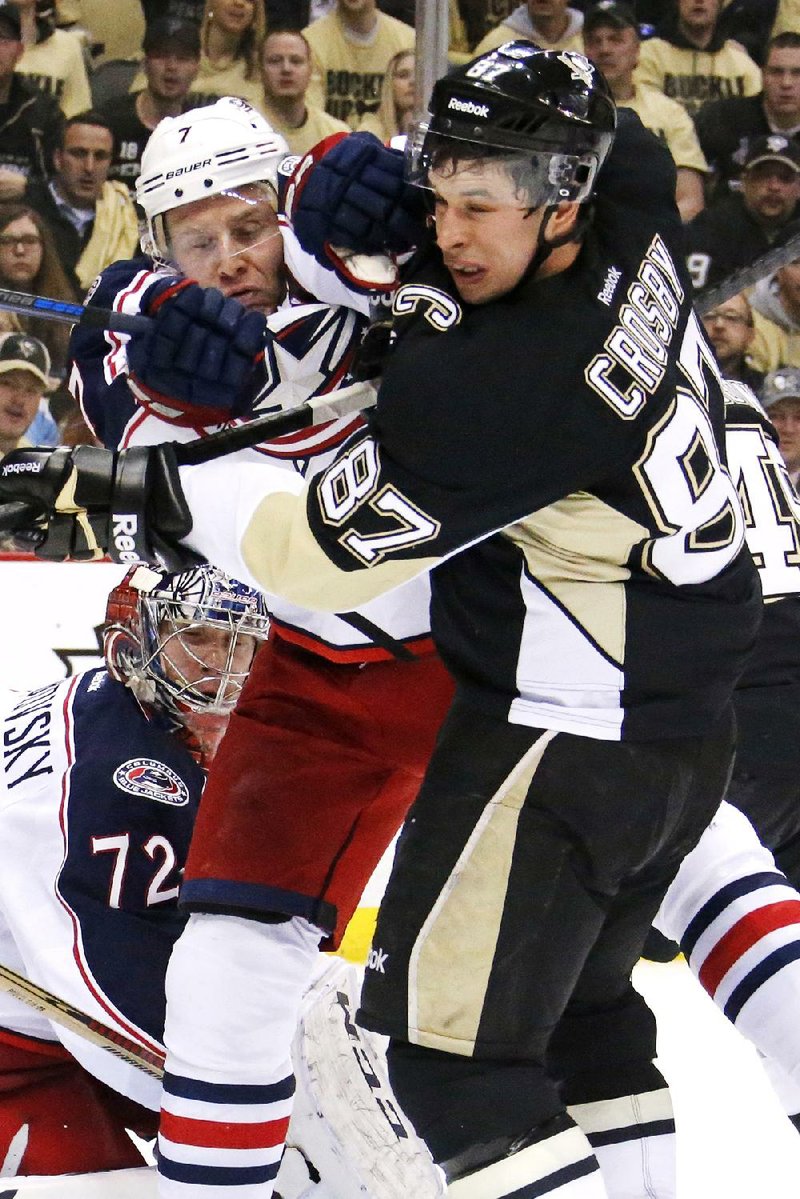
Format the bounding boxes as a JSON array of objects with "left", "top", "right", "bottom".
[
  {"left": 406, "top": 43, "right": 616, "bottom": 208},
  {"left": 104, "top": 563, "right": 271, "bottom": 718}
]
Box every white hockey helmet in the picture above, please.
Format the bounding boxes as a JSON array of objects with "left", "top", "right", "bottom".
[{"left": 135, "top": 96, "right": 290, "bottom": 260}]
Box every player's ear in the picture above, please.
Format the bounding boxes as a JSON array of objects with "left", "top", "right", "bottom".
[{"left": 544, "top": 201, "right": 581, "bottom": 244}]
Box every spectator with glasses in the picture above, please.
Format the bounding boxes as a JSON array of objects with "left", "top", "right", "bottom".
[
  {"left": 0, "top": 201, "right": 77, "bottom": 375},
  {"left": 701, "top": 292, "right": 765, "bottom": 391}
]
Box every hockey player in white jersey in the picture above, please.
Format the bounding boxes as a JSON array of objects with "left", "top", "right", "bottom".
[
  {"left": 0, "top": 563, "right": 270, "bottom": 1178},
  {"left": 64, "top": 98, "right": 454, "bottom": 1197}
]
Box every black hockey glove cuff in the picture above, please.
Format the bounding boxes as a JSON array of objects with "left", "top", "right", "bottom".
[{"left": 0, "top": 444, "right": 197, "bottom": 570}]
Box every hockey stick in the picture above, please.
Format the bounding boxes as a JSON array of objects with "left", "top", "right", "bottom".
[
  {"left": 0, "top": 962, "right": 164, "bottom": 1079},
  {"left": 0, "top": 380, "right": 377, "bottom": 536},
  {"left": 172, "top": 378, "right": 378, "bottom": 466},
  {"left": 0, "top": 287, "right": 151, "bottom": 335},
  {"left": 694, "top": 227, "right": 800, "bottom": 316}
]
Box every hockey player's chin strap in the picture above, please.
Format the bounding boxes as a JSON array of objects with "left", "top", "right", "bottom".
[{"left": 522, "top": 202, "right": 588, "bottom": 285}]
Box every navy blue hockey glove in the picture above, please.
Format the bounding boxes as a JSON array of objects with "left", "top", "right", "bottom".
[
  {"left": 284, "top": 133, "right": 425, "bottom": 270},
  {"left": 0, "top": 444, "right": 197, "bottom": 571},
  {"left": 127, "top": 278, "right": 268, "bottom": 425}
]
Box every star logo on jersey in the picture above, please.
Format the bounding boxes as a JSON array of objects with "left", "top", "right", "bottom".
[{"left": 113, "top": 758, "right": 190, "bottom": 806}]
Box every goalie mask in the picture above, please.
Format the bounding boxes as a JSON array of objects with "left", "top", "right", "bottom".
[
  {"left": 135, "top": 96, "right": 289, "bottom": 267},
  {"left": 406, "top": 43, "right": 616, "bottom": 211},
  {"left": 104, "top": 563, "right": 270, "bottom": 721}
]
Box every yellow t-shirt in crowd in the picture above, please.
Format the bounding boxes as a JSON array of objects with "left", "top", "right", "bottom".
[
  {"left": 63, "top": 0, "right": 145, "bottom": 65},
  {"left": 635, "top": 36, "right": 762, "bottom": 119},
  {"left": 621, "top": 84, "right": 709, "bottom": 172},
  {"left": 771, "top": 0, "right": 800, "bottom": 37},
  {"left": 256, "top": 101, "right": 350, "bottom": 156},
  {"left": 130, "top": 55, "right": 263, "bottom": 110},
  {"left": 748, "top": 309, "right": 800, "bottom": 374},
  {"left": 303, "top": 11, "right": 415, "bottom": 130},
  {"left": 17, "top": 28, "right": 91, "bottom": 117}
]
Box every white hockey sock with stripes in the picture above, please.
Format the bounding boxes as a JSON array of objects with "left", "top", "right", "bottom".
[
  {"left": 157, "top": 912, "right": 322, "bottom": 1198},
  {"left": 655, "top": 802, "right": 800, "bottom": 1086},
  {"left": 568, "top": 1088, "right": 676, "bottom": 1199},
  {"left": 447, "top": 1120, "right": 608, "bottom": 1199}
]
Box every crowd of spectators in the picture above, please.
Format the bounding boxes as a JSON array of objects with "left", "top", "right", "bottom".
[{"left": 1, "top": 0, "right": 800, "bottom": 477}]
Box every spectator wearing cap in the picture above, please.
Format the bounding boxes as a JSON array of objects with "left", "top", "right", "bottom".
[
  {"left": 700, "top": 292, "right": 765, "bottom": 391},
  {"left": 474, "top": 0, "right": 584, "bottom": 56},
  {"left": 696, "top": 32, "right": 800, "bottom": 202},
  {"left": 0, "top": 331, "right": 53, "bottom": 458},
  {"left": 97, "top": 20, "right": 200, "bottom": 191},
  {"left": 761, "top": 365, "right": 800, "bottom": 487},
  {"left": 0, "top": 2, "right": 62, "bottom": 201},
  {"left": 24, "top": 110, "right": 138, "bottom": 294},
  {"left": 583, "top": 1, "right": 708, "bottom": 221},
  {"left": 257, "top": 28, "right": 349, "bottom": 155},
  {"left": 635, "top": 0, "right": 762, "bottom": 120},
  {"left": 13, "top": 0, "right": 91, "bottom": 117},
  {"left": 684, "top": 133, "right": 800, "bottom": 291}
]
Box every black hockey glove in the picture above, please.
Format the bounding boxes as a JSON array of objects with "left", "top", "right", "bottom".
[
  {"left": 0, "top": 444, "right": 197, "bottom": 570},
  {"left": 127, "top": 278, "right": 268, "bottom": 424}
]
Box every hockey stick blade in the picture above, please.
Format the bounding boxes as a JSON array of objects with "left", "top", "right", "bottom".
[
  {"left": 0, "top": 287, "right": 151, "bottom": 335},
  {"left": 0, "top": 962, "right": 165, "bottom": 1078},
  {"left": 695, "top": 227, "right": 800, "bottom": 316},
  {"left": 173, "top": 379, "right": 378, "bottom": 467}
]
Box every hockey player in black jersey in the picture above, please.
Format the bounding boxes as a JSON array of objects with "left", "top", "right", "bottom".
[{"left": 0, "top": 44, "right": 763, "bottom": 1199}]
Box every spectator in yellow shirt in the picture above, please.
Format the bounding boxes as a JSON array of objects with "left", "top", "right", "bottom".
[
  {"left": 474, "top": 0, "right": 584, "bottom": 56},
  {"left": 258, "top": 28, "right": 349, "bottom": 155},
  {"left": 583, "top": 1, "right": 708, "bottom": 221},
  {"left": 636, "top": 0, "right": 762, "bottom": 119},
  {"left": 303, "top": 0, "right": 415, "bottom": 130},
  {"left": 14, "top": 0, "right": 90, "bottom": 117},
  {"left": 193, "top": 0, "right": 266, "bottom": 109}
]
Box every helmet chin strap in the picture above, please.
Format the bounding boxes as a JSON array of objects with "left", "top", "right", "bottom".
[{"left": 521, "top": 201, "right": 587, "bottom": 286}]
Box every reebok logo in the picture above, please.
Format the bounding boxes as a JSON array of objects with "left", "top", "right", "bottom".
[
  {"left": 597, "top": 265, "right": 622, "bottom": 307},
  {"left": 113, "top": 515, "right": 142, "bottom": 564},
  {"left": 448, "top": 97, "right": 490, "bottom": 119},
  {"left": 2, "top": 460, "right": 43, "bottom": 475},
  {"left": 367, "top": 946, "right": 388, "bottom": 973}
]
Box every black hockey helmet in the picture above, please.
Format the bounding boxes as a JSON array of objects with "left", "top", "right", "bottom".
[{"left": 406, "top": 42, "right": 617, "bottom": 208}]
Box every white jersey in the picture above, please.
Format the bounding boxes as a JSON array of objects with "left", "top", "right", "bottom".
[
  {"left": 0, "top": 671, "right": 204, "bottom": 1111},
  {"left": 70, "top": 224, "right": 433, "bottom": 663}
]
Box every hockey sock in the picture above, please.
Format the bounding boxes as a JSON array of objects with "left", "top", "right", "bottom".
[
  {"left": 655, "top": 803, "right": 800, "bottom": 1088},
  {"left": 567, "top": 1087, "right": 675, "bottom": 1199},
  {"left": 156, "top": 913, "right": 321, "bottom": 1198},
  {"left": 446, "top": 1116, "right": 608, "bottom": 1199}
]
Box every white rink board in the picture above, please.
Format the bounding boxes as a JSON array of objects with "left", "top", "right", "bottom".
[{"left": 0, "top": 556, "right": 126, "bottom": 693}]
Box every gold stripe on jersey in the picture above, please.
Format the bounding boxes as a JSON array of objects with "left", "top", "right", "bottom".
[
  {"left": 505, "top": 493, "right": 649, "bottom": 665},
  {"left": 407, "top": 730, "right": 557, "bottom": 1053},
  {"left": 241, "top": 489, "right": 437, "bottom": 611}
]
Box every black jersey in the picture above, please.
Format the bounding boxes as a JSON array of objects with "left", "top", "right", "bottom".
[
  {"left": 300, "top": 113, "right": 761, "bottom": 740},
  {"left": 202, "top": 111, "right": 761, "bottom": 742}
]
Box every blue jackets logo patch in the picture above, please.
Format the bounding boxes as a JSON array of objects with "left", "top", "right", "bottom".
[{"left": 113, "top": 758, "right": 190, "bottom": 806}]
